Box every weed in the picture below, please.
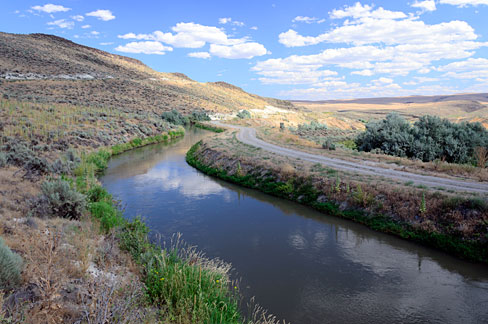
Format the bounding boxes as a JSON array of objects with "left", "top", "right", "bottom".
[
  {"left": 89, "top": 201, "right": 123, "bottom": 233},
  {"left": 30, "top": 178, "right": 86, "bottom": 219},
  {"left": 0, "top": 237, "right": 23, "bottom": 290},
  {"left": 420, "top": 192, "right": 427, "bottom": 215}
]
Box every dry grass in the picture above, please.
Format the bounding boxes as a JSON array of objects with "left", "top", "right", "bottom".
[
  {"left": 254, "top": 125, "right": 488, "bottom": 182},
  {"left": 196, "top": 133, "right": 488, "bottom": 241}
]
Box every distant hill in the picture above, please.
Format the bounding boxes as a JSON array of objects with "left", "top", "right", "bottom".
[
  {"left": 293, "top": 93, "right": 488, "bottom": 128},
  {"left": 0, "top": 32, "right": 294, "bottom": 114},
  {"left": 293, "top": 93, "right": 488, "bottom": 105}
]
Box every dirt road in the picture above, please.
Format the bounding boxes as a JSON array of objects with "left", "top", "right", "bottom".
[{"left": 212, "top": 122, "right": 488, "bottom": 194}]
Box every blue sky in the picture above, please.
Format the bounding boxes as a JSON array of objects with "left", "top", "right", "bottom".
[{"left": 1, "top": 0, "right": 488, "bottom": 100}]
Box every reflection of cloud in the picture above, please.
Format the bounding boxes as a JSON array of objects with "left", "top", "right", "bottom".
[
  {"left": 313, "top": 231, "right": 327, "bottom": 249},
  {"left": 334, "top": 228, "right": 488, "bottom": 322},
  {"left": 288, "top": 232, "right": 307, "bottom": 250},
  {"left": 133, "top": 164, "right": 229, "bottom": 199}
]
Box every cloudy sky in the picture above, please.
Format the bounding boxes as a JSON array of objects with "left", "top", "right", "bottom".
[{"left": 1, "top": 0, "right": 488, "bottom": 100}]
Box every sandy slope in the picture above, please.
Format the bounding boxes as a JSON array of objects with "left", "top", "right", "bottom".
[{"left": 213, "top": 122, "right": 488, "bottom": 194}]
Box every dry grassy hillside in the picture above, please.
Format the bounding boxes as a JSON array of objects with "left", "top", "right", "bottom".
[
  {"left": 0, "top": 32, "right": 295, "bottom": 114},
  {"left": 293, "top": 94, "right": 488, "bottom": 129}
]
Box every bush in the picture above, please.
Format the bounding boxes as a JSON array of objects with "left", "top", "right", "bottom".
[
  {"left": 161, "top": 109, "right": 189, "bottom": 126},
  {"left": 322, "top": 139, "right": 336, "bottom": 150},
  {"left": 356, "top": 113, "right": 488, "bottom": 164},
  {"left": 89, "top": 201, "right": 122, "bottom": 233},
  {"left": 2, "top": 141, "right": 50, "bottom": 175},
  {"left": 0, "top": 152, "right": 7, "bottom": 167},
  {"left": 87, "top": 185, "right": 112, "bottom": 203},
  {"left": 49, "top": 149, "right": 81, "bottom": 175},
  {"left": 356, "top": 113, "right": 412, "bottom": 157},
  {"left": 86, "top": 150, "right": 111, "bottom": 173},
  {"left": 236, "top": 109, "right": 251, "bottom": 119},
  {"left": 30, "top": 178, "right": 86, "bottom": 219},
  {"left": 190, "top": 110, "right": 211, "bottom": 122},
  {"left": 118, "top": 217, "right": 152, "bottom": 261},
  {"left": 298, "top": 120, "right": 328, "bottom": 132},
  {"left": 0, "top": 237, "right": 23, "bottom": 290}
]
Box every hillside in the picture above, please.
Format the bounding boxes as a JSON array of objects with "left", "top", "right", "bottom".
[
  {"left": 0, "top": 32, "right": 294, "bottom": 114},
  {"left": 293, "top": 93, "right": 488, "bottom": 128}
]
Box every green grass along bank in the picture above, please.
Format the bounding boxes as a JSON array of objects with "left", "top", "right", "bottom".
[
  {"left": 70, "top": 128, "right": 251, "bottom": 323},
  {"left": 186, "top": 141, "right": 488, "bottom": 264},
  {"left": 193, "top": 122, "right": 226, "bottom": 133}
]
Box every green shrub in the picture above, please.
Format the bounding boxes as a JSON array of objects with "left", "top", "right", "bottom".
[
  {"left": 49, "top": 149, "right": 80, "bottom": 175},
  {"left": 0, "top": 237, "right": 23, "bottom": 290},
  {"left": 236, "top": 109, "right": 251, "bottom": 119},
  {"left": 356, "top": 113, "right": 488, "bottom": 164},
  {"left": 356, "top": 113, "right": 412, "bottom": 157},
  {"left": 338, "top": 139, "right": 357, "bottom": 150},
  {"left": 298, "top": 120, "right": 328, "bottom": 132},
  {"left": 0, "top": 152, "right": 7, "bottom": 167},
  {"left": 322, "top": 139, "right": 336, "bottom": 150},
  {"left": 89, "top": 201, "right": 122, "bottom": 233},
  {"left": 190, "top": 110, "right": 211, "bottom": 122},
  {"left": 129, "top": 138, "right": 143, "bottom": 147},
  {"left": 86, "top": 150, "right": 111, "bottom": 173},
  {"left": 30, "top": 178, "right": 86, "bottom": 219},
  {"left": 87, "top": 185, "right": 112, "bottom": 203},
  {"left": 2, "top": 140, "right": 50, "bottom": 175},
  {"left": 161, "top": 109, "right": 189, "bottom": 126},
  {"left": 118, "top": 217, "right": 152, "bottom": 260}
]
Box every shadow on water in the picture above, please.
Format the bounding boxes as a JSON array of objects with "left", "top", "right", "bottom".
[{"left": 101, "top": 127, "right": 488, "bottom": 324}]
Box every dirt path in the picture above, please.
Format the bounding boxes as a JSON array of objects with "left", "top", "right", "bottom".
[{"left": 212, "top": 122, "right": 488, "bottom": 194}]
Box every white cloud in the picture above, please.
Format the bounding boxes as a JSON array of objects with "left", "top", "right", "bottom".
[
  {"left": 218, "top": 17, "right": 244, "bottom": 26},
  {"left": 71, "top": 15, "right": 84, "bottom": 22},
  {"left": 437, "top": 57, "right": 488, "bottom": 78},
  {"left": 31, "top": 4, "right": 70, "bottom": 13},
  {"left": 119, "top": 23, "right": 245, "bottom": 48},
  {"left": 351, "top": 69, "right": 374, "bottom": 76},
  {"left": 115, "top": 41, "right": 173, "bottom": 55},
  {"left": 439, "top": 0, "right": 488, "bottom": 7},
  {"left": 47, "top": 19, "right": 74, "bottom": 29},
  {"left": 258, "top": 70, "right": 338, "bottom": 85},
  {"left": 81, "top": 24, "right": 91, "bottom": 29},
  {"left": 279, "top": 80, "right": 408, "bottom": 100},
  {"left": 279, "top": 30, "right": 319, "bottom": 47},
  {"left": 118, "top": 22, "right": 268, "bottom": 59},
  {"left": 411, "top": 0, "right": 437, "bottom": 12},
  {"left": 86, "top": 9, "right": 115, "bottom": 21},
  {"left": 292, "top": 16, "right": 325, "bottom": 24},
  {"left": 100, "top": 42, "right": 113, "bottom": 46},
  {"left": 188, "top": 51, "right": 211, "bottom": 59},
  {"left": 268, "top": 0, "right": 488, "bottom": 87},
  {"left": 279, "top": 18, "right": 477, "bottom": 47},
  {"left": 218, "top": 17, "right": 231, "bottom": 24},
  {"left": 330, "top": 3, "right": 407, "bottom": 20},
  {"left": 413, "top": 76, "right": 439, "bottom": 83},
  {"left": 210, "top": 42, "right": 268, "bottom": 59},
  {"left": 250, "top": 26, "right": 258, "bottom": 30},
  {"left": 91, "top": 31, "right": 99, "bottom": 35},
  {"left": 375, "top": 77, "right": 394, "bottom": 84}
]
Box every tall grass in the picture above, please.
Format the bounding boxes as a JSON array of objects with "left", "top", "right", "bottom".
[{"left": 70, "top": 128, "right": 249, "bottom": 323}]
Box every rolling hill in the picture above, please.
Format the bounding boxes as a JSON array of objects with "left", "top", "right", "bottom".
[{"left": 0, "top": 32, "right": 295, "bottom": 115}]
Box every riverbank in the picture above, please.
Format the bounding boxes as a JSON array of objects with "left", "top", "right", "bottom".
[
  {"left": 0, "top": 99, "right": 270, "bottom": 323},
  {"left": 186, "top": 133, "right": 488, "bottom": 263},
  {"left": 0, "top": 125, "right": 188, "bottom": 322}
]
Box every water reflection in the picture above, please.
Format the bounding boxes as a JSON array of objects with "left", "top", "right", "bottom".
[{"left": 101, "top": 128, "right": 488, "bottom": 324}]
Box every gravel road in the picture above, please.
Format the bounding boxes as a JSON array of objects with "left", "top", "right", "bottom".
[{"left": 212, "top": 122, "right": 488, "bottom": 194}]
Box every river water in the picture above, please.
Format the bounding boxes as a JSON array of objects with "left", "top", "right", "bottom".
[{"left": 101, "top": 128, "right": 488, "bottom": 324}]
